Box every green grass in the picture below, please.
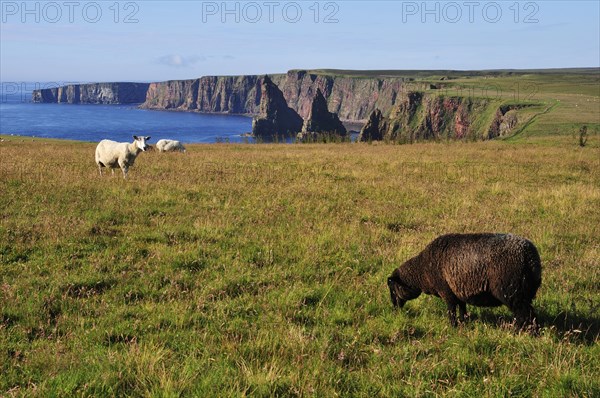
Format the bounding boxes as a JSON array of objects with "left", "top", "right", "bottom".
[
  {"left": 420, "top": 72, "right": 599, "bottom": 141},
  {"left": 1, "top": 136, "right": 599, "bottom": 396},
  {"left": 303, "top": 68, "right": 599, "bottom": 146},
  {"left": 307, "top": 68, "right": 600, "bottom": 79}
]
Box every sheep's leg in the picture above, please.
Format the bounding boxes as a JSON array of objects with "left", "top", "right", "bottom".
[
  {"left": 446, "top": 302, "right": 458, "bottom": 327},
  {"left": 513, "top": 304, "right": 537, "bottom": 329},
  {"left": 458, "top": 302, "right": 468, "bottom": 323},
  {"left": 98, "top": 165, "right": 103, "bottom": 176},
  {"left": 118, "top": 159, "right": 128, "bottom": 179},
  {"left": 440, "top": 290, "right": 460, "bottom": 327}
]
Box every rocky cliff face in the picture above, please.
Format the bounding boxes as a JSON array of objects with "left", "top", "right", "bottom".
[
  {"left": 31, "top": 71, "right": 415, "bottom": 122},
  {"left": 251, "top": 76, "right": 303, "bottom": 138},
  {"left": 141, "top": 75, "right": 265, "bottom": 113},
  {"left": 301, "top": 88, "right": 347, "bottom": 136},
  {"left": 141, "top": 79, "right": 199, "bottom": 110},
  {"left": 358, "top": 92, "right": 518, "bottom": 142},
  {"left": 139, "top": 70, "right": 410, "bottom": 122},
  {"left": 358, "top": 109, "right": 388, "bottom": 141},
  {"left": 487, "top": 106, "right": 521, "bottom": 139},
  {"left": 32, "top": 83, "right": 149, "bottom": 104},
  {"left": 275, "top": 70, "right": 408, "bottom": 121}
]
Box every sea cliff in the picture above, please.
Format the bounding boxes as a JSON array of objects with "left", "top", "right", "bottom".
[
  {"left": 138, "top": 71, "right": 413, "bottom": 122},
  {"left": 32, "top": 71, "right": 418, "bottom": 122},
  {"left": 31, "top": 70, "right": 533, "bottom": 140},
  {"left": 32, "top": 82, "right": 149, "bottom": 104}
]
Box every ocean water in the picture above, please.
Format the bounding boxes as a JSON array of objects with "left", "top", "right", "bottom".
[{"left": 0, "top": 85, "right": 254, "bottom": 144}]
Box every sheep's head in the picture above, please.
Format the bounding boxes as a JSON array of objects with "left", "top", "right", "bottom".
[
  {"left": 387, "top": 276, "right": 420, "bottom": 308},
  {"left": 133, "top": 136, "right": 151, "bottom": 151}
]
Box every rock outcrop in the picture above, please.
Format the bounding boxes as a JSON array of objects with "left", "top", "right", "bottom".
[
  {"left": 358, "top": 109, "right": 388, "bottom": 141},
  {"left": 301, "top": 88, "right": 347, "bottom": 136},
  {"left": 488, "top": 106, "right": 520, "bottom": 138},
  {"left": 32, "top": 82, "right": 149, "bottom": 104},
  {"left": 251, "top": 76, "right": 303, "bottom": 138}
]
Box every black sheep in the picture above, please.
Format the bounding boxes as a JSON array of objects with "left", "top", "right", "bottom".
[{"left": 387, "top": 233, "right": 542, "bottom": 327}]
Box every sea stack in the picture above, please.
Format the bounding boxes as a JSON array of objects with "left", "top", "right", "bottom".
[
  {"left": 300, "top": 88, "right": 347, "bottom": 137},
  {"left": 358, "top": 108, "right": 388, "bottom": 141},
  {"left": 251, "top": 75, "right": 303, "bottom": 138}
]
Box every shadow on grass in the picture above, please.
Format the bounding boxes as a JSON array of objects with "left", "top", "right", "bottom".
[
  {"left": 536, "top": 309, "right": 600, "bottom": 344},
  {"left": 472, "top": 308, "right": 599, "bottom": 344}
]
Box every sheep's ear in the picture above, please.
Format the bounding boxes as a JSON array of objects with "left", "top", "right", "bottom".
[
  {"left": 133, "top": 135, "right": 139, "bottom": 140},
  {"left": 145, "top": 136, "right": 151, "bottom": 141}
]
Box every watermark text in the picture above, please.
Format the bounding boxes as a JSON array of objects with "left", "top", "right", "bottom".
[
  {"left": 201, "top": 1, "right": 339, "bottom": 23},
  {"left": 401, "top": 1, "right": 539, "bottom": 23},
  {"left": 1, "top": 1, "right": 140, "bottom": 23}
]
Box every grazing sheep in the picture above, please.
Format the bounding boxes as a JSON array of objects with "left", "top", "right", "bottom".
[
  {"left": 95, "top": 135, "right": 151, "bottom": 178},
  {"left": 156, "top": 139, "right": 186, "bottom": 153},
  {"left": 387, "top": 233, "right": 542, "bottom": 328}
]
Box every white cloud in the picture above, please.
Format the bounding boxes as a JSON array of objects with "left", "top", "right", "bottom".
[{"left": 157, "top": 54, "right": 207, "bottom": 68}]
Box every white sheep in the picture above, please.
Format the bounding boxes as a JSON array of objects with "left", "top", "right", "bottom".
[
  {"left": 95, "top": 135, "right": 151, "bottom": 178},
  {"left": 156, "top": 139, "right": 186, "bottom": 153}
]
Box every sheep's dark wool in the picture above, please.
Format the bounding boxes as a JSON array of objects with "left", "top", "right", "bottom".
[{"left": 388, "top": 233, "right": 542, "bottom": 327}]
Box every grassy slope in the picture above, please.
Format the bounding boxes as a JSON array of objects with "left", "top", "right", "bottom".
[
  {"left": 310, "top": 69, "right": 599, "bottom": 142},
  {"left": 434, "top": 73, "right": 600, "bottom": 141},
  {"left": 1, "top": 136, "right": 599, "bottom": 396}
]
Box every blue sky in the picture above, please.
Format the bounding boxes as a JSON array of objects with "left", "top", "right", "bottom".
[{"left": 1, "top": 1, "right": 599, "bottom": 82}]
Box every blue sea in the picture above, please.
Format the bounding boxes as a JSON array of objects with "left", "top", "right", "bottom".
[{"left": 0, "top": 83, "right": 254, "bottom": 144}]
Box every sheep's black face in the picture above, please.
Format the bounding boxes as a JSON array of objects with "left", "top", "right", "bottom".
[
  {"left": 388, "top": 276, "right": 421, "bottom": 308},
  {"left": 388, "top": 277, "right": 406, "bottom": 308}
]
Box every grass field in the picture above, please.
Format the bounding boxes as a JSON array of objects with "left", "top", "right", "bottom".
[
  {"left": 1, "top": 134, "right": 599, "bottom": 396},
  {"left": 430, "top": 72, "right": 600, "bottom": 141}
]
